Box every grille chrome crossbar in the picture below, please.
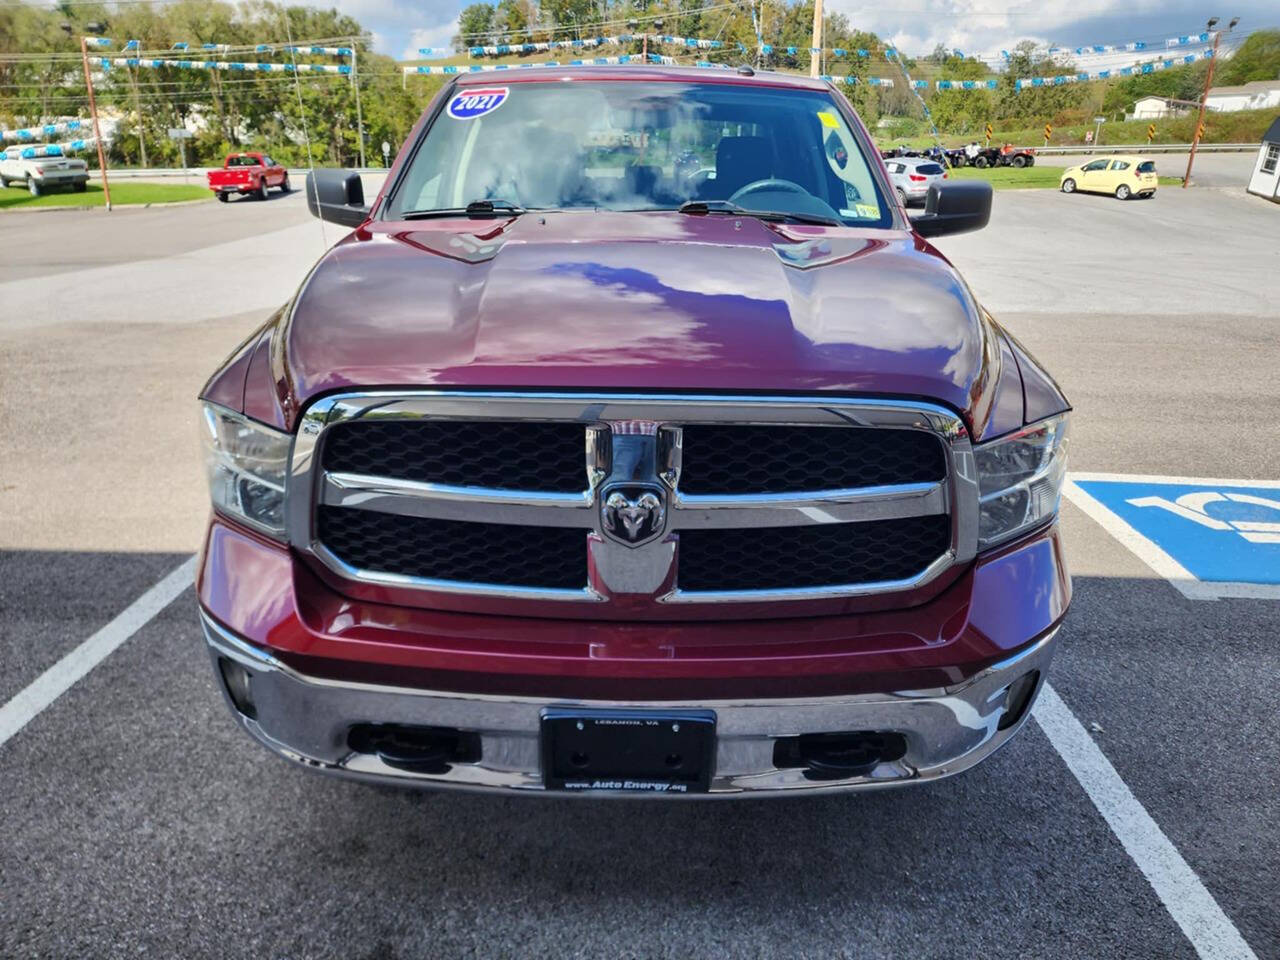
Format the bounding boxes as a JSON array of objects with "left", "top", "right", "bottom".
[
  {"left": 288, "top": 392, "right": 979, "bottom": 609},
  {"left": 322, "top": 472, "right": 947, "bottom": 531}
]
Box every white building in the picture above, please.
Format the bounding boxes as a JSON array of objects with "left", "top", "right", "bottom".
[
  {"left": 1246, "top": 116, "right": 1280, "bottom": 203},
  {"left": 1205, "top": 80, "right": 1280, "bottom": 114},
  {"left": 1131, "top": 96, "right": 1198, "bottom": 119}
]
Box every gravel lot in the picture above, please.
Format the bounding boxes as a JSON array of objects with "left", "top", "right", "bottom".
[{"left": 1, "top": 178, "right": 1276, "bottom": 959}]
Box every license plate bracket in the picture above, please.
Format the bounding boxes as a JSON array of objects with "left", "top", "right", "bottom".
[{"left": 541, "top": 709, "right": 716, "bottom": 794}]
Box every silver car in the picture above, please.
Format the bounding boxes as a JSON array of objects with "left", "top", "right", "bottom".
[{"left": 884, "top": 157, "right": 947, "bottom": 207}]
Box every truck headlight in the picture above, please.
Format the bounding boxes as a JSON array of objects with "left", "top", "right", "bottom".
[
  {"left": 200, "top": 402, "right": 291, "bottom": 538},
  {"left": 974, "top": 413, "right": 1069, "bottom": 549}
]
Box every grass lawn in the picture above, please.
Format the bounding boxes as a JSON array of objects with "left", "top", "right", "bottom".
[
  {"left": 948, "top": 165, "right": 1182, "bottom": 189},
  {"left": 948, "top": 165, "right": 1068, "bottom": 189},
  {"left": 0, "top": 181, "right": 211, "bottom": 210}
]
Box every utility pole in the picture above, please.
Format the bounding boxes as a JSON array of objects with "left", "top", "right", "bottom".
[
  {"left": 79, "top": 37, "right": 111, "bottom": 211},
  {"left": 351, "top": 40, "right": 366, "bottom": 168},
  {"left": 1184, "top": 17, "right": 1237, "bottom": 188},
  {"left": 809, "top": 0, "right": 823, "bottom": 78}
]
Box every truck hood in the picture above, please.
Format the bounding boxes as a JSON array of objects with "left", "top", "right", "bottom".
[{"left": 275, "top": 211, "right": 1023, "bottom": 437}]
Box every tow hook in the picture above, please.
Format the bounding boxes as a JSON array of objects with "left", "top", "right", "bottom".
[
  {"left": 773, "top": 731, "right": 908, "bottom": 781},
  {"left": 347, "top": 724, "right": 481, "bottom": 775}
]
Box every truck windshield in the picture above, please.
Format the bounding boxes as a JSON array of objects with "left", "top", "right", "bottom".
[{"left": 387, "top": 79, "right": 890, "bottom": 227}]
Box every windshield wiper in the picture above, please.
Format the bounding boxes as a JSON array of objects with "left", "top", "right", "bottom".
[
  {"left": 676, "top": 199, "right": 840, "bottom": 226},
  {"left": 400, "top": 199, "right": 527, "bottom": 220}
]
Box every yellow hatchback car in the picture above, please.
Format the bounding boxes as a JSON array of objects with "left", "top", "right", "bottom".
[{"left": 1060, "top": 155, "right": 1158, "bottom": 200}]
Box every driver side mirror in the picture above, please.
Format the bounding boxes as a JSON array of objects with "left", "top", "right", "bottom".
[
  {"left": 306, "top": 169, "right": 370, "bottom": 227},
  {"left": 911, "top": 181, "right": 992, "bottom": 238}
]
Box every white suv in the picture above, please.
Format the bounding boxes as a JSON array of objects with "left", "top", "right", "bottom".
[{"left": 884, "top": 157, "right": 948, "bottom": 207}]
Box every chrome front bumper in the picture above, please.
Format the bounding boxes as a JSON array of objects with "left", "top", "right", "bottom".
[{"left": 201, "top": 610, "right": 1058, "bottom": 798}]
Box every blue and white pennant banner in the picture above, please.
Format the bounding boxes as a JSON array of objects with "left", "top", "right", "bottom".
[
  {"left": 86, "top": 38, "right": 351, "bottom": 56},
  {"left": 405, "top": 54, "right": 677, "bottom": 74},
  {"left": 1047, "top": 40, "right": 1150, "bottom": 55},
  {"left": 92, "top": 57, "right": 351, "bottom": 74},
  {"left": 2, "top": 138, "right": 96, "bottom": 160},
  {"left": 1166, "top": 32, "right": 1213, "bottom": 48},
  {"left": 2, "top": 119, "right": 90, "bottom": 143},
  {"left": 935, "top": 79, "right": 999, "bottom": 90},
  {"left": 459, "top": 34, "right": 891, "bottom": 59},
  {"left": 1016, "top": 47, "right": 1213, "bottom": 89},
  {"left": 820, "top": 74, "right": 894, "bottom": 87},
  {"left": 461, "top": 33, "right": 722, "bottom": 56}
]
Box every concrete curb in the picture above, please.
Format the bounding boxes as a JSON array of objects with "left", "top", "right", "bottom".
[{"left": 0, "top": 195, "right": 215, "bottom": 214}]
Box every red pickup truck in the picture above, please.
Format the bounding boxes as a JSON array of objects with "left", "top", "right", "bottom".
[
  {"left": 198, "top": 67, "right": 1071, "bottom": 797},
  {"left": 207, "top": 152, "right": 290, "bottom": 202}
]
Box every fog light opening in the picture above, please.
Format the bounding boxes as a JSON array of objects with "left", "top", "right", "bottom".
[
  {"left": 997, "top": 670, "right": 1041, "bottom": 731},
  {"left": 217, "top": 657, "right": 257, "bottom": 720}
]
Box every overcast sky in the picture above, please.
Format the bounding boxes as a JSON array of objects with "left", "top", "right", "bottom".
[{"left": 332, "top": 0, "right": 1276, "bottom": 63}]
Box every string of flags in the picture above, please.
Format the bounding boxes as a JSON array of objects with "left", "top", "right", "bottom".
[
  {"left": 458, "top": 34, "right": 888, "bottom": 58},
  {"left": 402, "top": 55, "right": 900, "bottom": 85},
  {"left": 91, "top": 57, "right": 351, "bottom": 75},
  {"left": 1164, "top": 32, "right": 1213, "bottom": 47},
  {"left": 461, "top": 34, "right": 720, "bottom": 55},
  {"left": 405, "top": 54, "right": 674, "bottom": 74},
  {"left": 1023, "top": 30, "right": 1209, "bottom": 59},
  {"left": 2, "top": 119, "right": 90, "bottom": 143},
  {"left": 402, "top": 47, "right": 1211, "bottom": 92},
  {"left": 2, "top": 138, "right": 96, "bottom": 159},
  {"left": 1015, "top": 47, "right": 1213, "bottom": 89},
  {"left": 84, "top": 38, "right": 351, "bottom": 57},
  {"left": 455, "top": 26, "right": 1214, "bottom": 67},
  {"left": 820, "top": 74, "right": 894, "bottom": 87}
]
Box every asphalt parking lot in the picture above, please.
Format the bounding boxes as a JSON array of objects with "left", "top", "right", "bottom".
[{"left": 1, "top": 176, "right": 1277, "bottom": 958}]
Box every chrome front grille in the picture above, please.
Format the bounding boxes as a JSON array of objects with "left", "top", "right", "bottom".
[{"left": 287, "top": 393, "right": 979, "bottom": 608}]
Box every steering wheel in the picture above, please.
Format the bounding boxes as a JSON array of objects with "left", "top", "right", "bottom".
[{"left": 728, "top": 178, "right": 810, "bottom": 204}]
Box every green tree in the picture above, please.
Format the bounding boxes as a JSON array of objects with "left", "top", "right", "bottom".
[
  {"left": 994, "top": 40, "right": 1086, "bottom": 125},
  {"left": 1216, "top": 29, "right": 1280, "bottom": 85},
  {"left": 492, "top": 0, "right": 531, "bottom": 45},
  {"left": 454, "top": 3, "right": 495, "bottom": 49}
]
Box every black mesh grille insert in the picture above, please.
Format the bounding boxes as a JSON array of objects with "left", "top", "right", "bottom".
[
  {"left": 321, "top": 420, "right": 586, "bottom": 492},
  {"left": 677, "top": 425, "right": 945, "bottom": 495},
  {"left": 677, "top": 515, "right": 950, "bottom": 591},
  {"left": 318, "top": 506, "right": 589, "bottom": 590}
]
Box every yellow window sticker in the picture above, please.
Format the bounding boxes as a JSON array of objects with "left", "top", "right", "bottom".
[
  {"left": 855, "top": 203, "right": 880, "bottom": 219},
  {"left": 817, "top": 111, "right": 840, "bottom": 129}
]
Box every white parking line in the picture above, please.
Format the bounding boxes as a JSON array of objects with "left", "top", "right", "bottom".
[
  {"left": 1034, "top": 684, "right": 1257, "bottom": 960},
  {"left": 0, "top": 556, "right": 196, "bottom": 748}
]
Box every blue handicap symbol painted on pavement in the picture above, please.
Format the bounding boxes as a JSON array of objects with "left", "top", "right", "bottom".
[{"left": 1073, "top": 478, "right": 1280, "bottom": 585}]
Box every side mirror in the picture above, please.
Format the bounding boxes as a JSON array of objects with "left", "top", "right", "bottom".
[
  {"left": 911, "top": 181, "right": 992, "bottom": 238},
  {"left": 306, "top": 169, "right": 369, "bottom": 227}
]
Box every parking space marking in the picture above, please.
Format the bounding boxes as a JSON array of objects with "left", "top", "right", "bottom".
[
  {"left": 1063, "top": 473, "right": 1280, "bottom": 601},
  {"left": 1034, "top": 684, "right": 1258, "bottom": 960},
  {"left": 0, "top": 556, "right": 195, "bottom": 748}
]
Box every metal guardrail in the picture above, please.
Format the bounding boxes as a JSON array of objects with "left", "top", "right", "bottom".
[{"left": 1029, "top": 143, "right": 1256, "bottom": 156}]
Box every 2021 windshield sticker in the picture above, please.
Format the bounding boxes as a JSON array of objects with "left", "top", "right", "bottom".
[{"left": 447, "top": 87, "right": 509, "bottom": 120}]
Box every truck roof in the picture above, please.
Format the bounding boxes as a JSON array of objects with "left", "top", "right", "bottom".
[{"left": 452, "top": 64, "right": 833, "bottom": 92}]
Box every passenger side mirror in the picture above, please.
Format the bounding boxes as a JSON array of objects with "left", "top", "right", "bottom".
[
  {"left": 911, "top": 181, "right": 992, "bottom": 238},
  {"left": 306, "top": 169, "right": 370, "bottom": 227}
]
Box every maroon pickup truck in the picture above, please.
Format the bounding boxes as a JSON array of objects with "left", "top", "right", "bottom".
[
  {"left": 207, "top": 152, "right": 290, "bottom": 202},
  {"left": 198, "top": 67, "right": 1070, "bottom": 797}
]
